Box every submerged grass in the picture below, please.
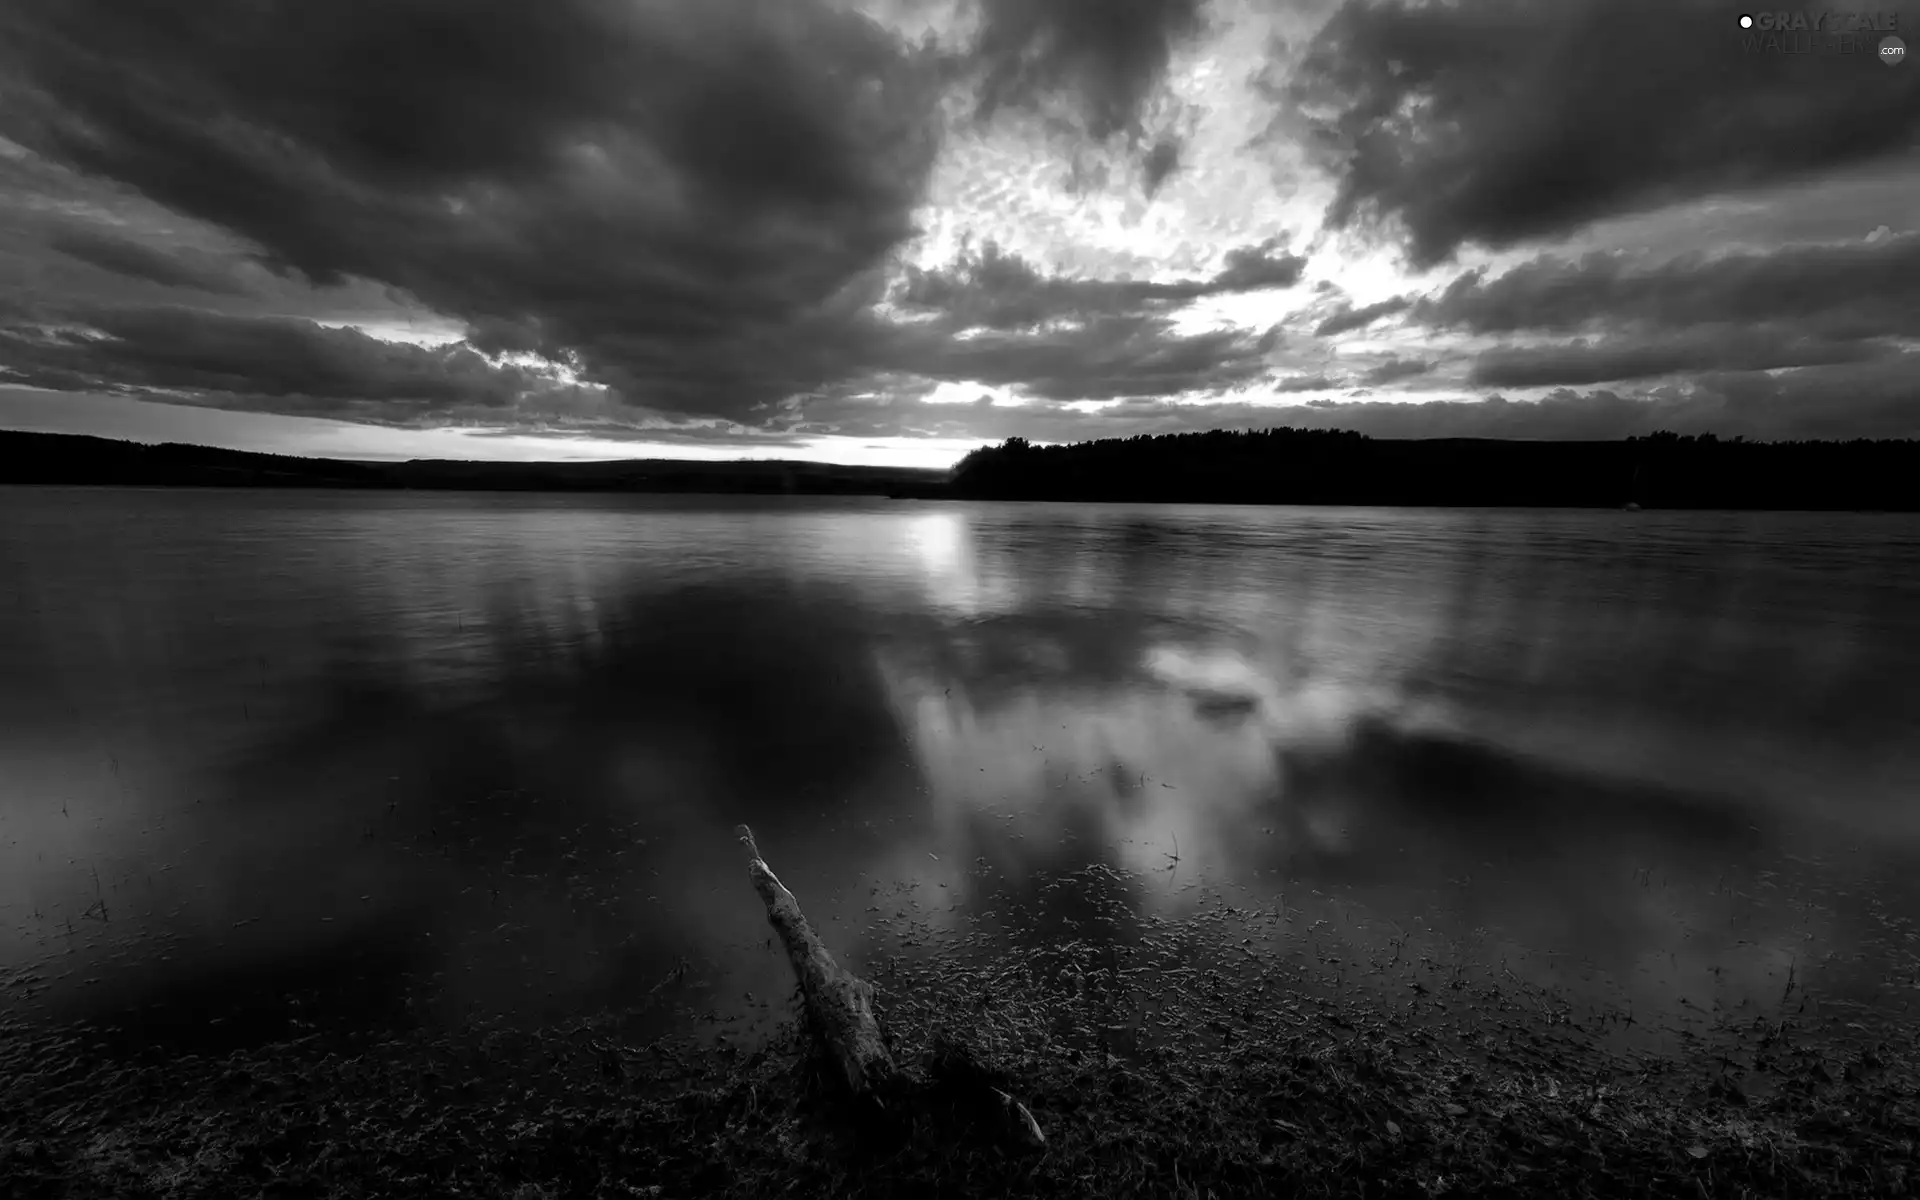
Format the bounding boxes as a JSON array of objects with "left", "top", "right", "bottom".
[{"left": 4, "top": 863, "right": 1917, "bottom": 1199}]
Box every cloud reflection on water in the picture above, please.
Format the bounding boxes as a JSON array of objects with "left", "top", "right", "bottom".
[{"left": 1, "top": 490, "right": 1916, "bottom": 1057}]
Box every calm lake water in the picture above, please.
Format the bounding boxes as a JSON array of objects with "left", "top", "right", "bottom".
[{"left": 3, "top": 488, "right": 1919, "bottom": 1057}]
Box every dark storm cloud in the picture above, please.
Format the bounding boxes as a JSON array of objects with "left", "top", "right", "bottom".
[
  {"left": 833, "top": 391, "right": 1617, "bottom": 443},
  {"left": 1469, "top": 327, "right": 1895, "bottom": 388},
  {"left": 771, "top": 392, "right": 1295, "bottom": 444},
  {"left": 48, "top": 227, "right": 251, "bottom": 297},
  {"left": 1314, "top": 295, "right": 1409, "bottom": 337},
  {"left": 0, "top": 305, "right": 556, "bottom": 419},
  {"left": 1677, "top": 354, "right": 1920, "bottom": 441},
  {"left": 1360, "top": 356, "right": 1429, "bottom": 385},
  {"left": 1283, "top": 0, "right": 1920, "bottom": 266},
  {"left": 1274, "top": 373, "right": 1338, "bottom": 392},
  {"left": 0, "top": 0, "right": 945, "bottom": 421},
  {"left": 1211, "top": 239, "right": 1312, "bottom": 291},
  {"left": 893, "top": 239, "right": 1306, "bottom": 330},
  {"left": 967, "top": 0, "right": 1208, "bottom": 140},
  {"left": 866, "top": 238, "right": 1309, "bottom": 403},
  {"left": 1314, "top": 367, "right": 1918, "bottom": 442},
  {"left": 887, "top": 312, "right": 1277, "bottom": 402},
  {"left": 1141, "top": 136, "right": 1183, "bottom": 196},
  {"left": 854, "top": 353, "right": 1920, "bottom": 445},
  {"left": 1423, "top": 235, "right": 1920, "bottom": 339}
]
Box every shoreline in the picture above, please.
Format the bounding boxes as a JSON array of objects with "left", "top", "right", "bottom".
[
  {"left": 5, "top": 875, "right": 1915, "bottom": 1200},
  {"left": 9, "top": 428, "right": 1920, "bottom": 512}
]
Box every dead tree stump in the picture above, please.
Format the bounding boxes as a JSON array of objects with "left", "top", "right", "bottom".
[{"left": 734, "top": 824, "right": 1044, "bottom": 1152}]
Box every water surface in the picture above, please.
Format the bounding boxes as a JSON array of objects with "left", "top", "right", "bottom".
[{"left": 3, "top": 488, "right": 1917, "bottom": 1055}]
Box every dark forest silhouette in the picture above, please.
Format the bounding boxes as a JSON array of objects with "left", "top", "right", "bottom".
[
  {"left": 944, "top": 429, "right": 1920, "bottom": 511},
  {"left": 5, "top": 427, "right": 1920, "bottom": 510}
]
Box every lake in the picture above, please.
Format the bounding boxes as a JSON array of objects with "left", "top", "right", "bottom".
[{"left": 3, "top": 488, "right": 1918, "bottom": 1059}]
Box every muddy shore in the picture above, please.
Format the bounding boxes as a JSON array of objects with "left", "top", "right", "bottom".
[{"left": 5, "top": 864, "right": 1916, "bottom": 1199}]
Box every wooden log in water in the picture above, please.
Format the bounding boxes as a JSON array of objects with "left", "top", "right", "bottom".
[
  {"left": 735, "top": 824, "right": 902, "bottom": 1105},
  {"left": 733, "top": 823, "right": 1046, "bottom": 1153}
]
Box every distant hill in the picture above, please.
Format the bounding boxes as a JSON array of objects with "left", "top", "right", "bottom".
[
  {"left": 0, "top": 431, "right": 952, "bottom": 496},
  {"left": 8, "top": 427, "right": 1920, "bottom": 510},
  {"left": 946, "top": 429, "right": 1920, "bottom": 512}
]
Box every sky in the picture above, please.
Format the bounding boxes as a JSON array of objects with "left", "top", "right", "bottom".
[{"left": 0, "top": 0, "right": 1916, "bottom": 469}]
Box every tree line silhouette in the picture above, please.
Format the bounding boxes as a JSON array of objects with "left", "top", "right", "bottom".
[
  {"left": 943, "top": 428, "right": 1920, "bottom": 511},
  {"left": 6, "top": 427, "right": 1919, "bottom": 510}
]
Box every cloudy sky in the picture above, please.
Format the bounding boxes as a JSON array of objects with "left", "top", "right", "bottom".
[{"left": 1, "top": 0, "right": 1916, "bottom": 468}]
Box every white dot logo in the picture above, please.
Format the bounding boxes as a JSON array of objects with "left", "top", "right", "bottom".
[
  {"left": 1883, "top": 35, "right": 1908, "bottom": 65},
  {"left": 1738, "top": 13, "right": 1754, "bottom": 28}
]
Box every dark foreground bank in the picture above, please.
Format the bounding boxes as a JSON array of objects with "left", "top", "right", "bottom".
[{"left": 5, "top": 863, "right": 1915, "bottom": 1200}]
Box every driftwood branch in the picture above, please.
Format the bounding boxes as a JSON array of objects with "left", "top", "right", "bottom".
[
  {"left": 736, "top": 824, "right": 902, "bottom": 1105},
  {"left": 735, "top": 824, "right": 1045, "bottom": 1153}
]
